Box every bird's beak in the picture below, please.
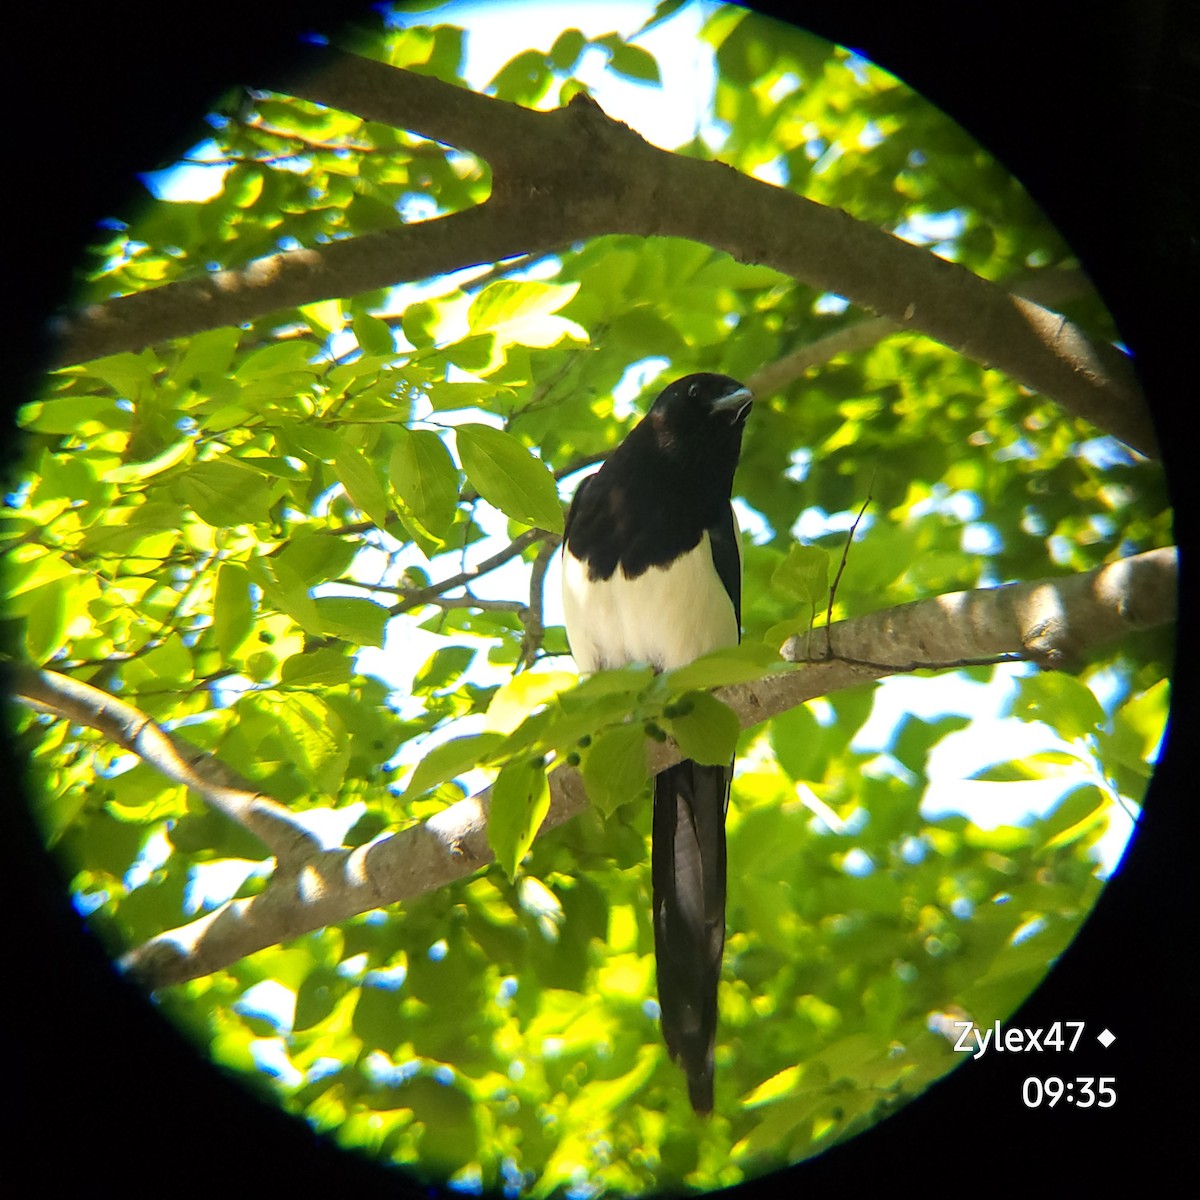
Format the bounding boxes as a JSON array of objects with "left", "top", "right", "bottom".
[{"left": 712, "top": 385, "right": 753, "bottom": 422}]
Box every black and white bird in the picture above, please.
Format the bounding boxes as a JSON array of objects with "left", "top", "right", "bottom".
[{"left": 561, "top": 372, "right": 753, "bottom": 1113}]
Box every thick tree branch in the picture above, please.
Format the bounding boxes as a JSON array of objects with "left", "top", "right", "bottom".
[
  {"left": 792, "top": 545, "right": 1178, "bottom": 671},
  {"left": 747, "top": 266, "right": 1096, "bottom": 400},
  {"left": 51, "top": 49, "right": 1155, "bottom": 458},
  {"left": 91, "top": 545, "right": 1174, "bottom": 990},
  {"left": 10, "top": 665, "right": 318, "bottom": 860},
  {"left": 752, "top": 545, "right": 1178, "bottom": 727}
]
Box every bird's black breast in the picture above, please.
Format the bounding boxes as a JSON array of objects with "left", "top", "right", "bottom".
[
  {"left": 562, "top": 376, "right": 748, "bottom": 625},
  {"left": 564, "top": 470, "right": 705, "bottom": 576}
]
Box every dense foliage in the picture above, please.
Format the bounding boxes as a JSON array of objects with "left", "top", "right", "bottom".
[{"left": 5, "top": 2, "right": 1170, "bottom": 1195}]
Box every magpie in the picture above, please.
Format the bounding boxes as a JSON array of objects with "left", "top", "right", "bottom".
[{"left": 561, "top": 372, "right": 753, "bottom": 1113}]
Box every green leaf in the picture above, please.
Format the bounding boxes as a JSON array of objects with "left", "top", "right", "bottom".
[
  {"left": 891, "top": 713, "right": 970, "bottom": 776},
  {"left": 294, "top": 965, "right": 349, "bottom": 1032},
  {"left": 351, "top": 975, "right": 405, "bottom": 1052},
  {"left": 412, "top": 646, "right": 476, "bottom": 694},
  {"left": 105, "top": 438, "right": 194, "bottom": 484},
  {"left": 549, "top": 28, "right": 586, "bottom": 71},
  {"left": 581, "top": 723, "right": 649, "bottom": 816},
  {"left": 424, "top": 380, "right": 510, "bottom": 413},
  {"left": 352, "top": 312, "right": 395, "bottom": 357},
  {"left": 82, "top": 350, "right": 158, "bottom": 398},
  {"left": 1038, "top": 784, "right": 1109, "bottom": 850},
  {"left": 389, "top": 427, "right": 459, "bottom": 539},
  {"left": 488, "top": 756, "right": 550, "bottom": 880},
  {"left": 405, "top": 732, "right": 508, "bottom": 798},
  {"left": 169, "top": 326, "right": 241, "bottom": 387},
  {"left": 637, "top": 0, "right": 688, "bottom": 36},
  {"left": 280, "top": 647, "right": 354, "bottom": 687},
  {"left": 23, "top": 576, "right": 71, "bottom": 662},
  {"left": 273, "top": 530, "right": 358, "bottom": 587},
  {"left": 768, "top": 703, "right": 823, "bottom": 782},
  {"left": 772, "top": 543, "right": 830, "bottom": 604},
  {"left": 605, "top": 41, "right": 662, "bottom": 85},
  {"left": 18, "top": 394, "right": 122, "bottom": 434},
  {"left": 5, "top": 547, "right": 74, "bottom": 601},
  {"left": 741, "top": 1063, "right": 804, "bottom": 1107},
  {"left": 1007, "top": 672, "right": 1107, "bottom": 741},
  {"left": 235, "top": 340, "right": 320, "bottom": 381},
  {"left": 969, "top": 750, "right": 1084, "bottom": 782},
  {"left": 485, "top": 671, "right": 576, "bottom": 735},
  {"left": 334, "top": 442, "right": 390, "bottom": 529},
  {"left": 175, "top": 459, "right": 274, "bottom": 527},
  {"left": 247, "top": 556, "right": 320, "bottom": 634},
  {"left": 664, "top": 691, "right": 740, "bottom": 765},
  {"left": 488, "top": 49, "right": 553, "bottom": 105},
  {"left": 276, "top": 694, "right": 349, "bottom": 794},
  {"left": 456, "top": 423, "right": 564, "bottom": 532},
  {"left": 311, "top": 596, "right": 389, "bottom": 647},
  {"left": 213, "top": 562, "right": 254, "bottom": 657},
  {"left": 466, "top": 280, "right": 585, "bottom": 347},
  {"left": 1108, "top": 679, "right": 1169, "bottom": 765},
  {"left": 560, "top": 664, "right": 655, "bottom": 705},
  {"left": 661, "top": 642, "right": 783, "bottom": 691},
  {"left": 439, "top": 334, "right": 496, "bottom": 373}
]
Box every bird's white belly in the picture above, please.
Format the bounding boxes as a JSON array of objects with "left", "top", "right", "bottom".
[{"left": 562, "top": 532, "right": 739, "bottom": 673}]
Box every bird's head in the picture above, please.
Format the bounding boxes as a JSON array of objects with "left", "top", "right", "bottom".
[{"left": 646, "top": 374, "right": 753, "bottom": 453}]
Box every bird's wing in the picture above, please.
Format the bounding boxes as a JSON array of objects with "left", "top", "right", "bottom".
[{"left": 707, "top": 501, "right": 743, "bottom": 627}]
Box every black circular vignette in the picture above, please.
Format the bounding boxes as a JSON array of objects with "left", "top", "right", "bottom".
[{"left": 8, "top": 1, "right": 1195, "bottom": 1193}]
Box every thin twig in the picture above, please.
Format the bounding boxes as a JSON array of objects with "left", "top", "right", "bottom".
[
  {"left": 824, "top": 481, "right": 875, "bottom": 656},
  {"left": 391, "top": 529, "right": 556, "bottom": 612},
  {"left": 518, "top": 537, "right": 559, "bottom": 668}
]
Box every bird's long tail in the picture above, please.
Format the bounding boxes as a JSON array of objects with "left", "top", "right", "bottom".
[{"left": 652, "top": 758, "right": 730, "bottom": 1114}]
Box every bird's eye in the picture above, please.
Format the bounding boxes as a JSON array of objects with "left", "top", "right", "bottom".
[{"left": 688, "top": 383, "right": 699, "bottom": 397}]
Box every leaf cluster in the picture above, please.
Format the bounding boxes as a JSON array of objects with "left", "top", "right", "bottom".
[{"left": 3, "top": 3, "right": 1172, "bottom": 1195}]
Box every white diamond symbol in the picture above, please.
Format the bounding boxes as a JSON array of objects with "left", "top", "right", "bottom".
[{"left": 1097, "top": 1028, "right": 1116, "bottom": 1048}]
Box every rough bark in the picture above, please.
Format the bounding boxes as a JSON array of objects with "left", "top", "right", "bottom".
[
  {"left": 14, "top": 546, "right": 1174, "bottom": 990},
  {"left": 51, "top": 48, "right": 1156, "bottom": 458}
]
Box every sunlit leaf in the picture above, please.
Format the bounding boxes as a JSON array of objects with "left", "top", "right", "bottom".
[
  {"left": 389, "top": 427, "right": 459, "bottom": 539},
  {"left": 23, "top": 576, "right": 71, "bottom": 663},
  {"left": 600, "top": 38, "right": 662, "bottom": 85},
  {"left": 772, "top": 542, "right": 831, "bottom": 604},
  {"left": 488, "top": 755, "right": 550, "bottom": 879},
  {"left": 1007, "top": 672, "right": 1107, "bottom": 741},
  {"left": 352, "top": 312, "right": 395, "bottom": 357},
  {"left": 213, "top": 562, "right": 254, "bottom": 657},
  {"left": 276, "top": 693, "right": 349, "bottom": 794},
  {"left": 661, "top": 642, "right": 784, "bottom": 691},
  {"left": 485, "top": 670, "right": 576, "bottom": 734},
  {"left": 664, "top": 691, "right": 739, "bottom": 765},
  {"left": 970, "top": 750, "right": 1085, "bottom": 782},
  {"left": 175, "top": 458, "right": 274, "bottom": 527},
  {"left": 333, "top": 442, "right": 390, "bottom": 530},
  {"left": 405, "top": 732, "right": 507, "bottom": 798},
  {"left": 18, "top": 394, "right": 123, "bottom": 434},
  {"left": 280, "top": 647, "right": 354, "bottom": 687},
  {"left": 311, "top": 596, "right": 389, "bottom": 647},
  {"left": 581, "top": 723, "right": 649, "bottom": 816},
  {"left": 456, "top": 423, "right": 564, "bottom": 532}
]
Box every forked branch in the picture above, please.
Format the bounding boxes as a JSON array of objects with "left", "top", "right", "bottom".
[{"left": 52, "top": 47, "right": 1156, "bottom": 458}]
